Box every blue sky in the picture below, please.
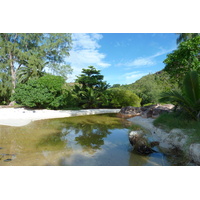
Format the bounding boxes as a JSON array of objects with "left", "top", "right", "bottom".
[{"left": 67, "top": 33, "right": 178, "bottom": 85}]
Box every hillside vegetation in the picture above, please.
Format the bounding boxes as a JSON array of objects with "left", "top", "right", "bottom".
[{"left": 112, "top": 71, "right": 177, "bottom": 106}]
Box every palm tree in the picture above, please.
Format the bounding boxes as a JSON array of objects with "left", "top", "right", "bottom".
[
  {"left": 16, "top": 59, "right": 45, "bottom": 84},
  {"left": 176, "top": 33, "right": 200, "bottom": 44},
  {"left": 79, "top": 87, "right": 101, "bottom": 108},
  {"left": 160, "top": 71, "right": 200, "bottom": 120}
]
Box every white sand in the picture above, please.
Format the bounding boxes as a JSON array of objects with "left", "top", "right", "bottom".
[{"left": 0, "top": 108, "right": 120, "bottom": 127}]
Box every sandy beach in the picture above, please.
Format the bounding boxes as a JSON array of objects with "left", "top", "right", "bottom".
[{"left": 0, "top": 108, "right": 120, "bottom": 127}]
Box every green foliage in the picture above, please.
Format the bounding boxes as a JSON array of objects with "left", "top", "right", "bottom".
[
  {"left": 164, "top": 36, "right": 200, "bottom": 85},
  {"left": 76, "top": 66, "right": 109, "bottom": 89},
  {"left": 111, "top": 84, "right": 121, "bottom": 88},
  {"left": 0, "top": 72, "right": 12, "bottom": 104},
  {"left": 106, "top": 88, "right": 141, "bottom": 108},
  {"left": 176, "top": 33, "right": 200, "bottom": 44},
  {"left": 11, "top": 75, "right": 67, "bottom": 109},
  {"left": 160, "top": 71, "right": 200, "bottom": 120},
  {"left": 154, "top": 112, "right": 200, "bottom": 144},
  {"left": 0, "top": 33, "right": 72, "bottom": 102},
  {"left": 74, "top": 66, "right": 109, "bottom": 108},
  {"left": 117, "top": 72, "right": 176, "bottom": 105},
  {"left": 75, "top": 86, "right": 103, "bottom": 108}
]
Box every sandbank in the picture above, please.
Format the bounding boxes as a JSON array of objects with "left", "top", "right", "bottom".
[{"left": 0, "top": 108, "right": 120, "bottom": 127}]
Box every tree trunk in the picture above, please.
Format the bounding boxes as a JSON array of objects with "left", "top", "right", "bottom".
[{"left": 9, "top": 52, "right": 16, "bottom": 93}]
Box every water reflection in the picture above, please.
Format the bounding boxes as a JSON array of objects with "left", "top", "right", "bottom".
[
  {"left": 37, "top": 132, "right": 66, "bottom": 151},
  {"left": 0, "top": 114, "right": 189, "bottom": 166}
]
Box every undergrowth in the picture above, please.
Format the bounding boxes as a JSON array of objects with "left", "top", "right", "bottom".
[{"left": 153, "top": 112, "right": 200, "bottom": 144}]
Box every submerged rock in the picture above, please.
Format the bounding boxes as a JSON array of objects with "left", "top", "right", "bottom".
[
  {"left": 136, "top": 145, "right": 157, "bottom": 155},
  {"left": 4, "top": 159, "right": 12, "bottom": 162}
]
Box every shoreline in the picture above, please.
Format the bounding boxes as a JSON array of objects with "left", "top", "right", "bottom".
[
  {"left": 0, "top": 108, "right": 120, "bottom": 127},
  {"left": 128, "top": 116, "right": 200, "bottom": 165}
]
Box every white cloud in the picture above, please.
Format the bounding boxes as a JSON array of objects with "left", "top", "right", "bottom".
[
  {"left": 123, "top": 71, "right": 149, "bottom": 84},
  {"left": 118, "top": 48, "right": 174, "bottom": 68},
  {"left": 127, "top": 57, "right": 155, "bottom": 67},
  {"left": 67, "top": 33, "right": 110, "bottom": 82}
]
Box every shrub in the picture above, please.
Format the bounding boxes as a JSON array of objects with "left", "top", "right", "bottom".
[
  {"left": 11, "top": 74, "right": 67, "bottom": 109},
  {"left": 106, "top": 88, "right": 141, "bottom": 108}
]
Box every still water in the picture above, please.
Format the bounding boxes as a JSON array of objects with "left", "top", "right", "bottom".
[{"left": 0, "top": 114, "right": 187, "bottom": 166}]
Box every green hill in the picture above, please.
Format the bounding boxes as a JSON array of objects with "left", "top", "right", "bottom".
[{"left": 112, "top": 71, "right": 177, "bottom": 106}]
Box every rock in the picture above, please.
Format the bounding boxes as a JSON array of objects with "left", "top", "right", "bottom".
[
  {"left": 152, "top": 104, "right": 175, "bottom": 118},
  {"left": 136, "top": 145, "right": 157, "bottom": 155},
  {"left": 166, "top": 129, "right": 188, "bottom": 151},
  {"left": 189, "top": 144, "right": 200, "bottom": 165},
  {"left": 128, "top": 131, "right": 143, "bottom": 145},
  {"left": 150, "top": 141, "right": 159, "bottom": 147},
  {"left": 119, "top": 106, "right": 142, "bottom": 116},
  {"left": 141, "top": 106, "right": 155, "bottom": 118},
  {"left": 4, "top": 159, "right": 12, "bottom": 162},
  {"left": 120, "top": 104, "right": 174, "bottom": 119},
  {"left": 128, "top": 131, "right": 158, "bottom": 155}
]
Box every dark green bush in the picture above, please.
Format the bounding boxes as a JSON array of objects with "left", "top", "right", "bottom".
[{"left": 11, "top": 74, "right": 67, "bottom": 109}]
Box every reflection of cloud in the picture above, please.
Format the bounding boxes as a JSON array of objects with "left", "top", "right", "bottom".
[
  {"left": 59, "top": 150, "right": 103, "bottom": 166},
  {"left": 67, "top": 33, "right": 110, "bottom": 82}
]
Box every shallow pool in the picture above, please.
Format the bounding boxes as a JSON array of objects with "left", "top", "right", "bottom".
[{"left": 0, "top": 114, "right": 189, "bottom": 166}]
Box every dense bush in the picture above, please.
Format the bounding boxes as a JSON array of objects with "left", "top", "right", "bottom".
[
  {"left": 11, "top": 75, "right": 68, "bottom": 109},
  {"left": 105, "top": 88, "right": 141, "bottom": 108}
]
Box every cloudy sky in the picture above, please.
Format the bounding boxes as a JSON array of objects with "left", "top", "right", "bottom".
[{"left": 66, "top": 33, "right": 178, "bottom": 85}]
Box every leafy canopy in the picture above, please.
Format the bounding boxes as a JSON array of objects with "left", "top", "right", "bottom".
[
  {"left": 164, "top": 36, "right": 200, "bottom": 85},
  {"left": 0, "top": 33, "right": 72, "bottom": 104},
  {"left": 176, "top": 33, "right": 200, "bottom": 44},
  {"left": 74, "top": 66, "right": 110, "bottom": 108}
]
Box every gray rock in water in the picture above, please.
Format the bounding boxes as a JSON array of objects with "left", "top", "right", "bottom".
[{"left": 128, "top": 131, "right": 158, "bottom": 155}]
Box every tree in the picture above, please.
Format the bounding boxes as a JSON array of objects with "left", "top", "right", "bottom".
[
  {"left": 0, "top": 33, "right": 72, "bottom": 95},
  {"left": 76, "top": 66, "right": 109, "bottom": 90},
  {"left": 164, "top": 36, "right": 200, "bottom": 85},
  {"left": 0, "top": 72, "right": 12, "bottom": 104},
  {"left": 176, "top": 33, "right": 200, "bottom": 44},
  {"left": 74, "top": 66, "right": 110, "bottom": 108},
  {"left": 160, "top": 71, "right": 200, "bottom": 120}
]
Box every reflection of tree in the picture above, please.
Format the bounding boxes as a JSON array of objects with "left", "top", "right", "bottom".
[
  {"left": 37, "top": 132, "right": 67, "bottom": 151},
  {"left": 74, "top": 125, "right": 112, "bottom": 151},
  {"left": 58, "top": 114, "right": 131, "bottom": 153},
  {"left": 39, "top": 114, "right": 131, "bottom": 154}
]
